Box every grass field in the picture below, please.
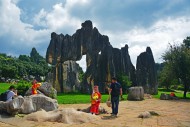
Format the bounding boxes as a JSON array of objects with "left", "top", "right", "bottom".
[
  {"left": 0, "top": 83, "right": 12, "bottom": 93},
  {"left": 153, "top": 88, "right": 190, "bottom": 99},
  {"left": 0, "top": 83, "right": 189, "bottom": 104},
  {"left": 57, "top": 93, "right": 128, "bottom": 104}
]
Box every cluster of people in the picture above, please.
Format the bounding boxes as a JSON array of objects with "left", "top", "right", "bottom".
[
  {"left": 1, "top": 79, "right": 41, "bottom": 102},
  {"left": 2, "top": 77, "right": 122, "bottom": 117},
  {"left": 90, "top": 77, "right": 122, "bottom": 117}
]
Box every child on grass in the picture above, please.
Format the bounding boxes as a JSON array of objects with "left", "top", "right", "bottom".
[{"left": 90, "top": 85, "right": 101, "bottom": 115}]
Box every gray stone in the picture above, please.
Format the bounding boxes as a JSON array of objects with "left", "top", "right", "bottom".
[
  {"left": 160, "top": 93, "right": 178, "bottom": 100},
  {"left": 138, "top": 111, "right": 151, "bottom": 118},
  {"left": 160, "top": 93, "right": 170, "bottom": 100},
  {"left": 38, "top": 82, "right": 57, "bottom": 99},
  {"left": 0, "top": 95, "right": 58, "bottom": 115},
  {"left": 127, "top": 87, "right": 144, "bottom": 101},
  {"left": 20, "top": 94, "right": 58, "bottom": 114},
  {"left": 136, "top": 47, "right": 158, "bottom": 94},
  {"left": 25, "top": 82, "right": 57, "bottom": 99},
  {"left": 25, "top": 108, "right": 99, "bottom": 124},
  {"left": 138, "top": 111, "right": 159, "bottom": 118}
]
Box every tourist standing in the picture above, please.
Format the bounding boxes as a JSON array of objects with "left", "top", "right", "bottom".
[
  {"left": 90, "top": 85, "right": 101, "bottom": 115},
  {"left": 109, "top": 77, "right": 122, "bottom": 117}
]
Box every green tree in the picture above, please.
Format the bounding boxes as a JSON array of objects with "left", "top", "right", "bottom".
[
  {"left": 159, "top": 63, "right": 176, "bottom": 89},
  {"left": 1, "top": 65, "right": 18, "bottom": 78},
  {"left": 30, "top": 47, "right": 43, "bottom": 64},
  {"left": 19, "top": 55, "right": 31, "bottom": 62},
  {"left": 117, "top": 73, "right": 132, "bottom": 94},
  {"left": 78, "top": 66, "right": 84, "bottom": 82},
  {"left": 0, "top": 48, "right": 50, "bottom": 80},
  {"left": 162, "top": 36, "right": 190, "bottom": 98}
]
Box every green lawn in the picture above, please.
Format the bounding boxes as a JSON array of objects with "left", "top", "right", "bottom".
[
  {"left": 153, "top": 88, "right": 190, "bottom": 99},
  {"left": 57, "top": 93, "right": 128, "bottom": 104},
  {"left": 1, "top": 83, "right": 189, "bottom": 104},
  {"left": 0, "top": 83, "right": 12, "bottom": 93}
]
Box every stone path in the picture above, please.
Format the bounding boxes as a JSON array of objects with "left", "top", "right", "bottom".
[{"left": 0, "top": 98, "right": 190, "bottom": 127}]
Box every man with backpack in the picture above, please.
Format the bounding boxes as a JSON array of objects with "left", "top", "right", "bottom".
[
  {"left": 6, "top": 85, "right": 17, "bottom": 102},
  {"left": 109, "top": 77, "right": 122, "bottom": 117},
  {"left": 0, "top": 85, "right": 17, "bottom": 102}
]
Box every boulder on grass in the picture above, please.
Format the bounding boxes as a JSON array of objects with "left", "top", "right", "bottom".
[
  {"left": 127, "top": 87, "right": 144, "bottom": 101},
  {"left": 0, "top": 94, "right": 58, "bottom": 115},
  {"left": 160, "top": 93, "right": 179, "bottom": 100},
  {"left": 25, "top": 82, "right": 57, "bottom": 99}
]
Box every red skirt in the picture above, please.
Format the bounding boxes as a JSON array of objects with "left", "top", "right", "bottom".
[{"left": 90, "top": 103, "right": 100, "bottom": 114}]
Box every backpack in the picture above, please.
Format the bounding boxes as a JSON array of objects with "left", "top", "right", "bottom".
[{"left": 0, "top": 91, "right": 9, "bottom": 101}]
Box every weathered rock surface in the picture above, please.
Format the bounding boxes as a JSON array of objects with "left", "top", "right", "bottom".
[
  {"left": 136, "top": 47, "right": 158, "bottom": 94},
  {"left": 138, "top": 111, "right": 151, "bottom": 118},
  {"left": 127, "top": 87, "right": 144, "bottom": 101},
  {"left": 138, "top": 111, "right": 160, "bottom": 118},
  {"left": 0, "top": 95, "right": 58, "bottom": 115},
  {"left": 46, "top": 20, "right": 136, "bottom": 93},
  {"left": 25, "top": 82, "right": 57, "bottom": 99},
  {"left": 160, "top": 93, "right": 178, "bottom": 100},
  {"left": 25, "top": 108, "right": 99, "bottom": 124}
]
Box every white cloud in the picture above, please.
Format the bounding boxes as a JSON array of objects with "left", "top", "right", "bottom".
[
  {"left": 76, "top": 55, "right": 86, "bottom": 72},
  {"left": 33, "top": 9, "right": 47, "bottom": 27},
  {"left": 0, "top": 0, "right": 50, "bottom": 48},
  {"left": 101, "top": 17, "right": 190, "bottom": 65},
  {"left": 33, "top": 1, "right": 90, "bottom": 34},
  {"left": 0, "top": 0, "right": 190, "bottom": 71}
]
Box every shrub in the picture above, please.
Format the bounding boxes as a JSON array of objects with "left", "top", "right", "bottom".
[{"left": 16, "top": 81, "right": 31, "bottom": 96}]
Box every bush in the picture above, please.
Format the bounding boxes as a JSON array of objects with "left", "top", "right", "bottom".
[
  {"left": 16, "top": 81, "right": 31, "bottom": 96},
  {"left": 177, "top": 86, "right": 184, "bottom": 91}
]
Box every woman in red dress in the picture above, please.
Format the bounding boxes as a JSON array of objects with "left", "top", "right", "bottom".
[{"left": 90, "top": 85, "right": 101, "bottom": 115}]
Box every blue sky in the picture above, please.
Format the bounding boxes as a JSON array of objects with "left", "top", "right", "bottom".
[{"left": 0, "top": 0, "right": 190, "bottom": 71}]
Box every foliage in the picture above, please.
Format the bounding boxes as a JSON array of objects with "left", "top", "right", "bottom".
[
  {"left": 153, "top": 88, "right": 190, "bottom": 99},
  {"left": 30, "top": 47, "right": 44, "bottom": 64},
  {"left": 158, "top": 63, "right": 179, "bottom": 89},
  {"left": 1, "top": 65, "right": 18, "bottom": 78},
  {"left": 78, "top": 66, "right": 84, "bottom": 82},
  {"left": 117, "top": 73, "right": 132, "bottom": 94},
  {"left": 16, "top": 81, "right": 31, "bottom": 96},
  {"left": 0, "top": 48, "right": 50, "bottom": 81},
  {"left": 161, "top": 36, "right": 190, "bottom": 98},
  {"left": 0, "top": 83, "right": 12, "bottom": 93}
]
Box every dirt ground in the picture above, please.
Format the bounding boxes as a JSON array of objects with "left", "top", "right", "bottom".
[{"left": 0, "top": 98, "right": 190, "bottom": 127}]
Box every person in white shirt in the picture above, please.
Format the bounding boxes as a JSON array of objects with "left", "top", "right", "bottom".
[{"left": 6, "top": 85, "right": 17, "bottom": 102}]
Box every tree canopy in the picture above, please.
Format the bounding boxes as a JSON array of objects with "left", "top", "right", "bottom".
[
  {"left": 161, "top": 36, "right": 190, "bottom": 98},
  {"left": 0, "top": 48, "right": 50, "bottom": 81}
]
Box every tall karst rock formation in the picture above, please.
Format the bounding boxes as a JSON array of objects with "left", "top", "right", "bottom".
[
  {"left": 136, "top": 47, "right": 158, "bottom": 94},
  {"left": 46, "top": 21, "right": 136, "bottom": 92},
  {"left": 46, "top": 20, "right": 136, "bottom": 93}
]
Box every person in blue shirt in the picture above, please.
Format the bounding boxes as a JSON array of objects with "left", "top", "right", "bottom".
[
  {"left": 109, "top": 77, "right": 122, "bottom": 117},
  {"left": 6, "top": 85, "right": 17, "bottom": 102}
]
